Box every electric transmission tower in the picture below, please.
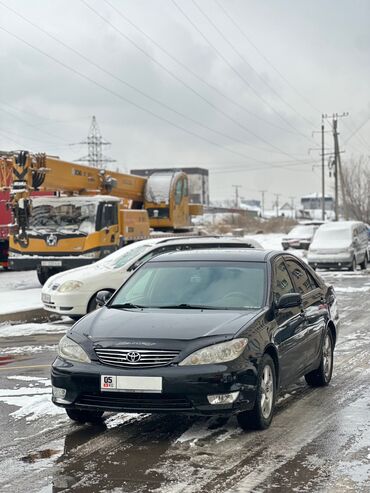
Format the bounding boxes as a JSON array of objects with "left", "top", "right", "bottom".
[{"left": 72, "top": 115, "right": 116, "bottom": 169}]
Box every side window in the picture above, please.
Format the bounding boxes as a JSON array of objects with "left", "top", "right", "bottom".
[
  {"left": 273, "top": 257, "right": 295, "bottom": 303},
  {"left": 285, "top": 259, "right": 316, "bottom": 295},
  {"left": 183, "top": 177, "right": 188, "bottom": 197},
  {"left": 175, "top": 179, "right": 183, "bottom": 205},
  {"left": 101, "top": 203, "right": 117, "bottom": 228}
]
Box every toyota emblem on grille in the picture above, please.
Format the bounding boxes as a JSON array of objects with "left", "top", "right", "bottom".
[{"left": 126, "top": 351, "right": 141, "bottom": 362}]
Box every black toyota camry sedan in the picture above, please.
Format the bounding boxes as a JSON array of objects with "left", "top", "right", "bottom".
[{"left": 51, "top": 249, "right": 339, "bottom": 430}]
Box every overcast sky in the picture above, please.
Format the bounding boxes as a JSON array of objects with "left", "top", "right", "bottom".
[{"left": 1, "top": 0, "right": 370, "bottom": 207}]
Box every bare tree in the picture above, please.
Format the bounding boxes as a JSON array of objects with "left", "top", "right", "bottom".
[{"left": 342, "top": 156, "right": 370, "bottom": 224}]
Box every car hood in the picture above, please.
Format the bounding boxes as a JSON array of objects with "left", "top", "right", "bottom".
[
  {"left": 45, "top": 262, "right": 124, "bottom": 287},
  {"left": 72, "top": 306, "right": 260, "bottom": 341}
]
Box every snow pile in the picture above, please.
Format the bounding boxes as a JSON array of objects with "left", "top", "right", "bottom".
[
  {"left": 1, "top": 376, "right": 66, "bottom": 422},
  {"left": 0, "top": 321, "right": 70, "bottom": 338}
]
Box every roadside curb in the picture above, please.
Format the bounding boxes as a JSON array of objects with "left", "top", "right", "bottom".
[{"left": 0, "top": 308, "right": 61, "bottom": 325}]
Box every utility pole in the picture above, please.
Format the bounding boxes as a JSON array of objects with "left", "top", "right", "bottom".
[
  {"left": 324, "top": 112, "right": 348, "bottom": 220},
  {"left": 274, "top": 193, "right": 281, "bottom": 217},
  {"left": 332, "top": 115, "right": 349, "bottom": 220},
  {"left": 232, "top": 185, "right": 241, "bottom": 208},
  {"left": 259, "top": 190, "right": 267, "bottom": 218},
  {"left": 321, "top": 117, "right": 325, "bottom": 220}
]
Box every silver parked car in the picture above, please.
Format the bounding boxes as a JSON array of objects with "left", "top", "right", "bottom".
[{"left": 308, "top": 221, "right": 368, "bottom": 270}]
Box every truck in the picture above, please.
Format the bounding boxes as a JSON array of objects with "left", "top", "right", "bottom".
[{"left": 2, "top": 150, "right": 201, "bottom": 284}]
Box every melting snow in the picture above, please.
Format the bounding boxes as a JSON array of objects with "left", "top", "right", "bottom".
[
  {"left": 0, "top": 321, "right": 69, "bottom": 338},
  {"left": 0, "top": 377, "right": 66, "bottom": 422}
]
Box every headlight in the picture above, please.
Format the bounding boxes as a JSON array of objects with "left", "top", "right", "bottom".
[
  {"left": 179, "top": 338, "right": 248, "bottom": 366},
  {"left": 84, "top": 251, "right": 101, "bottom": 259},
  {"left": 58, "top": 335, "right": 90, "bottom": 363},
  {"left": 58, "top": 280, "right": 84, "bottom": 293}
]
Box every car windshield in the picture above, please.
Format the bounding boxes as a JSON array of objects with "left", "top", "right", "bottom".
[
  {"left": 29, "top": 200, "right": 97, "bottom": 234},
  {"left": 109, "top": 260, "right": 266, "bottom": 310},
  {"left": 99, "top": 242, "right": 153, "bottom": 270},
  {"left": 288, "top": 225, "right": 315, "bottom": 237},
  {"left": 312, "top": 227, "right": 351, "bottom": 246}
]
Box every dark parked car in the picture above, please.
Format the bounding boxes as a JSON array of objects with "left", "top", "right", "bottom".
[{"left": 52, "top": 249, "right": 339, "bottom": 430}]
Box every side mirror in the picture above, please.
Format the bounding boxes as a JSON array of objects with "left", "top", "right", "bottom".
[
  {"left": 276, "top": 293, "right": 302, "bottom": 309},
  {"left": 96, "top": 290, "right": 112, "bottom": 307}
]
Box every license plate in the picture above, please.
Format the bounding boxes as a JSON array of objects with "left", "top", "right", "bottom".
[
  {"left": 41, "top": 260, "right": 62, "bottom": 267},
  {"left": 100, "top": 375, "right": 162, "bottom": 393},
  {"left": 42, "top": 293, "right": 51, "bottom": 303}
]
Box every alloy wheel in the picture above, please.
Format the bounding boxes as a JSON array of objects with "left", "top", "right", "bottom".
[{"left": 260, "top": 365, "right": 274, "bottom": 419}]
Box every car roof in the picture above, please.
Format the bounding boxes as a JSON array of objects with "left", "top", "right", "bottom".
[
  {"left": 317, "top": 221, "right": 364, "bottom": 230},
  {"left": 137, "top": 235, "right": 262, "bottom": 248},
  {"left": 147, "top": 248, "right": 272, "bottom": 263}
]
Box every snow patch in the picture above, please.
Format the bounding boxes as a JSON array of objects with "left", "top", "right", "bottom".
[
  {"left": 0, "top": 321, "right": 69, "bottom": 338},
  {"left": 0, "top": 379, "right": 66, "bottom": 422},
  {"left": 175, "top": 421, "right": 216, "bottom": 444}
]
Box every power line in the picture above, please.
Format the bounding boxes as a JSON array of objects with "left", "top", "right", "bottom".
[
  {"left": 344, "top": 113, "right": 370, "bottom": 145},
  {"left": 101, "top": 0, "right": 297, "bottom": 137},
  {"left": 0, "top": 0, "right": 284, "bottom": 158},
  {"left": 81, "top": 0, "right": 311, "bottom": 163},
  {"left": 0, "top": 23, "right": 291, "bottom": 165},
  {"left": 173, "top": 0, "right": 317, "bottom": 147},
  {"left": 213, "top": 0, "right": 321, "bottom": 116},
  {"left": 193, "top": 0, "right": 315, "bottom": 130}
]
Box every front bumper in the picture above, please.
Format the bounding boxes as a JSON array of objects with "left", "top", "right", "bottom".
[
  {"left": 51, "top": 357, "right": 258, "bottom": 416},
  {"left": 9, "top": 256, "right": 94, "bottom": 271},
  {"left": 308, "top": 253, "right": 352, "bottom": 269},
  {"left": 42, "top": 290, "right": 89, "bottom": 316},
  {"left": 282, "top": 239, "right": 310, "bottom": 250}
]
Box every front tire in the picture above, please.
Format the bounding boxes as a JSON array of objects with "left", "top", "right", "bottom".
[
  {"left": 66, "top": 409, "right": 104, "bottom": 424},
  {"left": 360, "top": 254, "right": 368, "bottom": 270},
  {"left": 349, "top": 257, "right": 357, "bottom": 271},
  {"left": 305, "top": 330, "right": 334, "bottom": 387},
  {"left": 237, "top": 354, "right": 276, "bottom": 431}
]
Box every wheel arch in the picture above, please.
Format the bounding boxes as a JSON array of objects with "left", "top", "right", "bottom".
[
  {"left": 87, "top": 288, "right": 115, "bottom": 313},
  {"left": 263, "top": 344, "right": 280, "bottom": 388},
  {"left": 326, "top": 320, "right": 337, "bottom": 347}
]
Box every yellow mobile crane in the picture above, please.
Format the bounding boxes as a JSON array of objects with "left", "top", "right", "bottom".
[{"left": 6, "top": 151, "right": 200, "bottom": 284}]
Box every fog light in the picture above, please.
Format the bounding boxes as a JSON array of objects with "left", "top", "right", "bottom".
[
  {"left": 207, "top": 391, "right": 239, "bottom": 405},
  {"left": 52, "top": 386, "right": 66, "bottom": 399}
]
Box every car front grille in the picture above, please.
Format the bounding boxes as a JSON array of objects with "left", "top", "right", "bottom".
[
  {"left": 76, "top": 392, "right": 192, "bottom": 410},
  {"left": 95, "top": 348, "right": 181, "bottom": 368}
]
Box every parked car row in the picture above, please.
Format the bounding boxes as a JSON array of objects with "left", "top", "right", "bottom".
[
  {"left": 41, "top": 236, "right": 262, "bottom": 319},
  {"left": 283, "top": 220, "right": 369, "bottom": 272}
]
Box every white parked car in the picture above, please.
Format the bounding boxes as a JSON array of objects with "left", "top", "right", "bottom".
[{"left": 41, "top": 236, "right": 263, "bottom": 319}]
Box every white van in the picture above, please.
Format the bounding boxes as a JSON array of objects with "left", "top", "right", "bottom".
[{"left": 308, "top": 221, "right": 368, "bottom": 270}]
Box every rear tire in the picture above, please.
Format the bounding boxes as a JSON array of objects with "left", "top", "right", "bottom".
[
  {"left": 237, "top": 354, "right": 276, "bottom": 431},
  {"left": 305, "top": 330, "right": 334, "bottom": 387},
  {"left": 66, "top": 409, "right": 104, "bottom": 424}
]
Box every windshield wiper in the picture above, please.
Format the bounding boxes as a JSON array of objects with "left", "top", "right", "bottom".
[
  {"left": 157, "top": 304, "right": 221, "bottom": 310},
  {"left": 109, "top": 303, "right": 147, "bottom": 309}
]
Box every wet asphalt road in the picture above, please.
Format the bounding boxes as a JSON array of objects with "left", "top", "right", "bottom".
[{"left": 0, "top": 270, "right": 369, "bottom": 492}]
